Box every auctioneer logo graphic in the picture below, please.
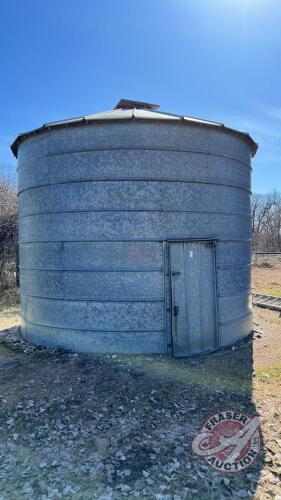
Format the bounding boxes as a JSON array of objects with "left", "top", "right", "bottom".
[{"left": 192, "top": 410, "right": 262, "bottom": 472}]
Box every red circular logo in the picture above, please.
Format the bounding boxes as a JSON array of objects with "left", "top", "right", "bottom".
[{"left": 192, "top": 410, "right": 262, "bottom": 472}]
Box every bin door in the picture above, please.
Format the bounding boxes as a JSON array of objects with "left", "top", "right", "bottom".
[{"left": 169, "top": 241, "right": 217, "bottom": 357}]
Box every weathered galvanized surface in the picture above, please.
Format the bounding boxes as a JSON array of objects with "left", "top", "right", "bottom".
[
  {"left": 169, "top": 241, "right": 217, "bottom": 356},
  {"left": 15, "top": 108, "right": 256, "bottom": 354}
]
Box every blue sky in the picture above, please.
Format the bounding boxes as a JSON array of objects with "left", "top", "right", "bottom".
[{"left": 0, "top": 0, "right": 280, "bottom": 192}]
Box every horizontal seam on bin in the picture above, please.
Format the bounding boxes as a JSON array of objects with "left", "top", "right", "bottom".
[
  {"left": 217, "top": 263, "right": 251, "bottom": 270},
  {"left": 18, "top": 237, "right": 253, "bottom": 244},
  {"left": 19, "top": 266, "right": 163, "bottom": 272},
  {"left": 219, "top": 311, "right": 252, "bottom": 326},
  {"left": 17, "top": 178, "right": 251, "bottom": 195},
  {"left": 218, "top": 288, "right": 251, "bottom": 297},
  {"left": 21, "top": 316, "right": 164, "bottom": 333},
  {"left": 18, "top": 209, "right": 251, "bottom": 219},
  {"left": 20, "top": 292, "right": 164, "bottom": 302}
]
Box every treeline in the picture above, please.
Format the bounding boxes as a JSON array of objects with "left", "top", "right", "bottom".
[
  {"left": 252, "top": 191, "right": 281, "bottom": 252},
  {"left": 0, "top": 181, "right": 18, "bottom": 289}
]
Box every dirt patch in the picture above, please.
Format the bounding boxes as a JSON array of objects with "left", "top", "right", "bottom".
[
  {"left": 0, "top": 309, "right": 20, "bottom": 332},
  {"left": 0, "top": 306, "right": 280, "bottom": 499},
  {"left": 253, "top": 307, "right": 281, "bottom": 369},
  {"left": 0, "top": 279, "right": 281, "bottom": 499},
  {"left": 252, "top": 255, "right": 281, "bottom": 297}
]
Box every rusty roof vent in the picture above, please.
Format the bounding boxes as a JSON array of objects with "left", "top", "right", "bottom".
[{"left": 115, "top": 98, "right": 160, "bottom": 111}]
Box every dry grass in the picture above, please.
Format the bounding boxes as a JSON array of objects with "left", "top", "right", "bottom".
[
  {"left": 252, "top": 255, "right": 281, "bottom": 297},
  {"left": 0, "top": 287, "right": 20, "bottom": 313}
]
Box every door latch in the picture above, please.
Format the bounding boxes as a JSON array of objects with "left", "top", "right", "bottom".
[
  {"left": 173, "top": 305, "right": 179, "bottom": 317},
  {"left": 171, "top": 271, "right": 181, "bottom": 276}
]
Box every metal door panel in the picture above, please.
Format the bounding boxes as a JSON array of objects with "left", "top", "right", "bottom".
[
  {"left": 199, "top": 242, "right": 217, "bottom": 352},
  {"left": 169, "top": 241, "right": 217, "bottom": 356},
  {"left": 169, "top": 243, "right": 189, "bottom": 355}
]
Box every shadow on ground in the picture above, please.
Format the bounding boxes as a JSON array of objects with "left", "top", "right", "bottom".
[{"left": 0, "top": 319, "right": 269, "bottom": 500}]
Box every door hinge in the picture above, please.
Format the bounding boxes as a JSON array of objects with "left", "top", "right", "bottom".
[{"left": 173, "top": 305, "right": 179, "bottom": 317}]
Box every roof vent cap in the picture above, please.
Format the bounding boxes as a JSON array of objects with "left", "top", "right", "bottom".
[{"left": 115, "top": 98, "right": 159, "bottom": 111}]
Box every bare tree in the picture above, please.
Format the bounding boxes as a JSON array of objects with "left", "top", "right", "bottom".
[
  {"left": 0, "top": 181, "right": 18, "bottom": 288},
  {"left": 252, "top": 191, "right": 281, "bottom": 251}
]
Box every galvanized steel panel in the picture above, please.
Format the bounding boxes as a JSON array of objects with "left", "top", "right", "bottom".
[
  {"left": 23, "top": 295, "right": 163, "bottom": 331},
  {"left": 219, "top": 313, "right": 252, "bottom": 347},
  {"left": 21, "top": 319, "right": 166, "bottom": 354},
  {"left": 20, "top": 241, "right": 162, "bottom": 270},
  {"left": 19, "top": 242, "right": 64, "bottom": 268},
  {"left": 215, "top": 241, "right": 252, "bottom": 266},
  {"left": 17, "top": 123, "right": 251, "bottom": 164},
  {"left": 217, "top": 267, "right": 251, "bottom": 295},
  {"left": 18, "top": 151, "right": 251, "bottom": 192},
  {"left": 19, "top": 182, "right": 250, "bottom": 216},
  {"left": 19, "top": 212, "right": 251, "bottom": 242},
  {"left": 20, "top": 269, "right": 163, "bottom": 300},
  {"left": 63, "top": 241, "right": 163, "bottom": 269},
  {"left": 218, "top": 293, "right": 252, "bottom": 323}
]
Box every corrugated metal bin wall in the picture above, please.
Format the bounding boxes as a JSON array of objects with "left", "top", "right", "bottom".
[{"left": 14, "top": 108, "right": 256, "bottom": 354}]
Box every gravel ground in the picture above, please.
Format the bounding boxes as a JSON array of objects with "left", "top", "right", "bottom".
[{"left": 0, "top": 309, "right": 280, "bottom": 500}]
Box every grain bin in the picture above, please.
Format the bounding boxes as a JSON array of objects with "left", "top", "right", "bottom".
[{"left": 11, "top": 99, "right": 258, "bottom": 356}]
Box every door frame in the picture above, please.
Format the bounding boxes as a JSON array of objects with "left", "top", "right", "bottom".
[{"left": 165, "top": 238, "right": 219, "bottom": 357}]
